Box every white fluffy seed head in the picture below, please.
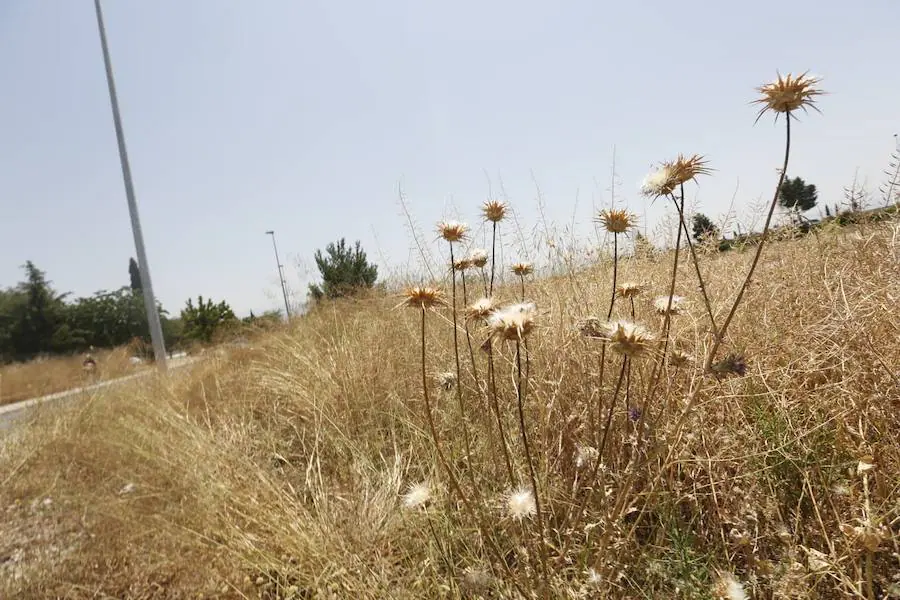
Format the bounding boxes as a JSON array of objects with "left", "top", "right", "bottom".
[
  {"left": 506, "top": 487, "right": 537, "bottom": 521},
  {"left": 469, "top": 248, "right": 489, "bottom": 268},
  {"left": 402, "top": 482, "right": 432, "bottom": 510},
  {"left": 487, "top": 302, "right": 537, "bottom": 341}
]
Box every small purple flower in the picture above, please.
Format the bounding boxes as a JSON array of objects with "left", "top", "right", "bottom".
[{"left": 628, "top": 406, "right": 642, "bottom": 422}]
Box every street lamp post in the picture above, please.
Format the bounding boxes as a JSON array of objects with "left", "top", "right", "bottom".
[
  {"left": 94, "top": 0, "right": 167, "bottom": 371},
  {"left": 266, "top": 230, "right": 292, "bottom": 320}
]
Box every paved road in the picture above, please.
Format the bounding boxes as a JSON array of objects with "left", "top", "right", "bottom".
[{"left": 0, "top": 357, "right": 196, "bottom": 433}]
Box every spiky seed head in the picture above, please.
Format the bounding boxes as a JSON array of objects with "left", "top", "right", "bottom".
[
  {"left": 753, "top": 71, "right": 825, "bottom": 122},
  {"left": 402, "top": 482, "right": 432, "bottom": 510},
  {"left": 400, "top": 286, "right": 446, "bottom": 310},
  {"left": 469, "top": 248, "right": 489, "bottom": 268},
  {"left": 596, "top": 208, "right": 636, "bottom": 234},
  {"left": 586, "top": 568, "right": 603, "bottom": 588},
  {"left": 616, "top": 282, "right": 645, "bottom": 299},
  {"left": 488, "top": 302, "right": 536, "bottom": 341},
  {"left": 452, "top": 258, "right": 473, "bottom": 271},
  {"left": 670, "top": 348, "right": 693, "bottom": 367},
  {"left": 437, "top": 220, "right": 468, "bottom": 243},
  {"left": 641, "top": 164, "right": 677, "bottom": 197},
  {"left": 466, "top": 297, "right": 497, "bottom": 322},
  {"left": 654, "top": 295, "right": 685, "bottom": 316},
  {"left": 511, "top": 262, "right": 533, "bottom": 276},
  {"left": 669, "top": 154, "right": 713, "bottom": 187},
  {"left": 482, "top": 200, "right": 507, "bottom": 223},
  {"left": 436, "top": 371, "right": 457, "bottom": 391},
  {"left": 506, "top": 487, "right": 536, "bottom": 520},
  {"left": 603, "top": 320, "right": 656, "bottom": 357}
]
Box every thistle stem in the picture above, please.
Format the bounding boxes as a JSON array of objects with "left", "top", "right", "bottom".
[
  {"left": 707, "top": 114, "right": 792, "bottom": 370},
  {"left": 449, "top": 243, "right": 474, "bottom": 465},
  {"left": 671, "top": 187, "right": 718, "bottom": 337}
]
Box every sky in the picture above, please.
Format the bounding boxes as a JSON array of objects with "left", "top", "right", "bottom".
[{"left": 1, "top": 0, "right": 897, "bottom": 317}]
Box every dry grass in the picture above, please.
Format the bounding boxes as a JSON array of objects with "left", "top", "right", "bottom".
[
  {"left": 0, "top": 346, "right": 141, "bottom": 407},
  {"left": 1, "top": 220, "right": 898, "bottom": 599}
]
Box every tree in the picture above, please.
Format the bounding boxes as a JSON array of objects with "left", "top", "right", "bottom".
[
  {"left": 6, "top": 262, "right": 76, "bottom": 359},
  {"left": 308, "top": 238, "right": 378, "bottom": 301},
  {"left": 181, "top": 296, "right": 237, "bottom": 344},
  {"left": 779, "top": 176, "right": 818, "bottom": 214},
  {"left": 691, "top": 213, "right": 720, "bottom": 243},
  {"left": 129, "top": 258, "right": 142, "bottom": 291}
]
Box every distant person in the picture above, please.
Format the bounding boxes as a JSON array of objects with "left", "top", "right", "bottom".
[{"left": 82, "top": 347, "right": 97, "bottom": 376}]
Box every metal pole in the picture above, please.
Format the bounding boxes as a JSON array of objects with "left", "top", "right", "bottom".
[
  {"left": 266, "top": 231, "right": 292, "bottom": 319},
  {"left": 94, "top": 0, "right": 167, "bottom": 371}
]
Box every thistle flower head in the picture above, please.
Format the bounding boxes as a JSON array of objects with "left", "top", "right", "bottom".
[
  {"left": 466, "top": 296, "right": 497, "bottom": 322},
  {"left": 511, "top": 262, "right": 533, "bottom": 276},
  {"left": 601, "top": 320, "right": 656, "bottom": 357},
  {"left": 437, "top": 220, "right": 468, "bottom": 243},
  {"left": 399, "top": 286, "right": 446, "bottom": 310},
  {"left": 654, "top": 295, "right": 685, "bottom": 316},
  {"left": 575, "top": 445, "right": 599, "bottom": 469},
  {"left": 461, "top": 566, "right": 494, "bottom": 592},
  {"left": 401, "top": 482, "right": 432, "bottom": 510},
  {"left": 487, "top": 302, "right": 536, "bottom": 341},
  {"left": 452, "top": 258, "right": 473, "bottom": 271},
  {"left": 596, "top": 208, "right": 637, "bottom": 234},
  {"left": 641, "top": 164, "right": 677, "bottom": 197},
  {"left": 435, "top": 371, "right": 457, "bottom": 391},
  {"left": 506, "top": 487, "right": 536, "bottom": 521},
  {"left": 482, "top": 200, "right": 507, "bottom": 223},
  {"left": 641, "top": 154, "right": 712, "bottom": 198},
  {"left": 616, "top": 282, "right": 645, "bottom": 299},
  {"left": 753, "top": 71, "right": 824, "bottom": 122},
  {"left": 469, "top": 248, "right": 489, "bottom": 268}
]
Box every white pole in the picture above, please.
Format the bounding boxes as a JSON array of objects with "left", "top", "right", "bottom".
[{"left": 94, "top": 0, "right": 167, "bottom": 371}]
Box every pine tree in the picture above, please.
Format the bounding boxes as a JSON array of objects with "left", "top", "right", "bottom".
[
  {"left": 308, "top": 239, "right": 378, "bottom": 301},
  {"left": 691, "top": 213, "right": 719, "bottom": 243},
  {"left": 129, "top": 258, "right": 142, "bottom": 291},
  {"left": 778, "top": 176, "right": 818, "bottom": 213}
]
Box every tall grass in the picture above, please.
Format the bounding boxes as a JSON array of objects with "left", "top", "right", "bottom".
[{"left": 2, "top": 71, "right": 899, "bottom": 599}]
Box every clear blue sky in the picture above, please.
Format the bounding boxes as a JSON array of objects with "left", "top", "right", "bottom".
[{"left": 1, "top": 1, "right": 897, "bottom": 317}]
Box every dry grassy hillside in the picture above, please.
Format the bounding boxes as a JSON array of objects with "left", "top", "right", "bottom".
[{"left": 1, "top": 219, "right": 898, "bottom": 599}]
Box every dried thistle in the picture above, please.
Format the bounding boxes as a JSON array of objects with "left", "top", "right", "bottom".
[
  {"left": 437, "top": 220, "right": 468, "bottom": 243},
  {"left": 641, "top": 154, "right": 712, "bottom": 198},
  {"left": 469, "top": 248, "right": 489, "bottom": 268},
  {"left": 616, "top": 282, "right": 645, "bottom": 299},
  {"left": 596, "top": 320, "right": 656, "bottom": 358},
  {"left": 399, "top": 286, "right": 446, "bottom": 310},
  {"left": 654, "top": 295, "right": 685, "bottom": 316},
  {"left": 482, "top": 200, "right": 507, "bottom": 223},
  {"left": 596, "top": 208, "right": 636, "bottom": 234},
  {"left": 753, "top": 71, "right": 824, "bottom": 122},
  {"left": 511, "top": 262, "right": 533, "bottom": 276},
  {"left": 506, "top": 487, "right": 537, "bottom": 521},
  {"left": 669, "top": 348, "right": 693, "bottom": 367},
  {"left": 641, "top": 163, "right": 677, "bottom": 197},
  {"left": 465, "top": 297, "right": 497, "bottom": 322},
  {"left": 487, "top": 302, "right": 536, "bottom": 341},
  {"left": 713, "top": 572, "right": 748, "bottom": 600},
  {"left": 435, "top": 371, "right": 457, "bottom": 391},
  {"left": 401, "top": 482, "right": 433, "bottom": 510},
  {"left": 452, "top": 258, "right": 473, "bottom": 271}
]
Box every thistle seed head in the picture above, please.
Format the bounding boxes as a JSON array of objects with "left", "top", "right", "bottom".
[
  {"left": 452, "top": 258, "right": 473, "bottom": 271},
  {"left": 511, "top": 262, "right": 533, "bottom": 276},
  {"left": 654, "top": 295, "right": 685, "bottom": 316},
  {"left": 596, "top": 208, "right": 636, "bottom": 234},
  {"left": 400, "top": 286, "right": 446, "bottom": 310},
  {"left": 602, "top": 320, "right": 656, "bottom": 357},
  {"left": 616, "top": 282, "right": 645, "bottom": 299},
  {"left": 482, "top": 200, "right": 507, "bottom": 223},
  {"left": 641, "top": 164, "right": 677, "bottom": 197},
  {"left": 711, "top": 353, "right": 747, "bottom": 378},
  {"left": 753, "top": 71, "right": 825, "bottom": 122},
  {"left": 437, "top": 220, "right": 468, "bottom": 243},
  {"left": 435, "top": 371, "right": 457, "bottom": 391},
  {"left": 487, "top": 302, "right": 536, "bottom": 341},
  {"left": 670, "top": 348, "right": 693, "bottom": 367},
  {"left": 469, "top": 248, "right": 489, "bottom": 268},
  {"left": 641, "top": 154, "right": 712, "bottom": 197},
  {"left": 401, "top": 482, "right": 432, "bottom": 510},
  {"left": 466, "top": 297, "right": 497, "bottom": 322},
  {"left": 506, "top": 487, "right": 537, "bottom": 521}
]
